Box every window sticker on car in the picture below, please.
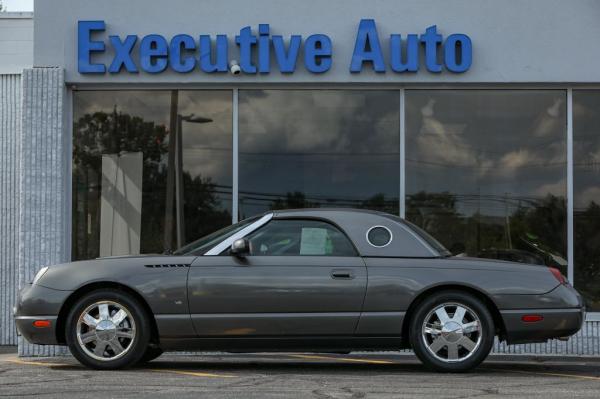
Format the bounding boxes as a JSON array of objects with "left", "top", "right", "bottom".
[{"left": 300, "top": 228, "right": 328, "bottom": 255}]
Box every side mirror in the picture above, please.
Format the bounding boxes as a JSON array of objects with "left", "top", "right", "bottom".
[{"left": 231, "top": 238, "right": 250, "bottom": 257}]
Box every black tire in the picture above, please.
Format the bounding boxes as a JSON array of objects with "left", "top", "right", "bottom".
[
  {"left": 65, "top": 288, "right": 151, "bottom": 370},
  {"left": 409, "top": 290, "right": 495, "bottom": 372},
  {"left": 138, "top": 346, "right": 163, "bottom": 364}
]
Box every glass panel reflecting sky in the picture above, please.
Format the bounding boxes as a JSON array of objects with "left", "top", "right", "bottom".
[
  {"left": 238, "top": 90, "right": 399, "bottom": 218},
  {"left": 72, "top": 90, "right": 231, "bottom": 260},
  {"left": 573, "top": 90, "right": 600, "bottom": 311},
  {"left": 406, "top": 90, "right": 567, "bottom": 273}
]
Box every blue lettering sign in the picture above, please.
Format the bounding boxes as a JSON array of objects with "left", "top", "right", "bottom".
[
  {"left": 272, "top": 35, "right": 301, "bottom": 73},
  {"left": 108, "top": 35, "right": 138, "bottom": 73},
  {"left": 140, "top": 34, "right": 169, "bottom": 73},
  {"left": 78, "top": 20, "right": 106, "bottom": 74},
  {"left": 444, "top": 34, "right": 472, "bottom": 73},
  {"left": 77, "top": 20, "right": 472, "bottom": 75},
  {"left": 235, "top": 26, "right": 257, "bottom": 73},
  {"left": 199, "top": 34, "right": 228, "bottom": 73},
  {"left": 304, "top": 34, "right": 332, "bottom": 73},
  {"left": 390, "top": 34, "right": 418, "bottom": 72},
  {"left": 170, "top": 34, "right": 196, "bottom": 73},
  {"left": 350, "top": 19, "right": 385, "bottom": 73}
]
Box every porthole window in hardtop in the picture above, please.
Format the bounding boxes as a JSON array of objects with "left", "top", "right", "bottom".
[
  {"left": 367, "top": 226, "right": 393, "bottom": 247},
  {"left": 246, "top": 219, "right": 357, "bottom": 256}
]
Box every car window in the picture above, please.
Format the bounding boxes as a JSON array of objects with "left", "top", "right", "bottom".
[
  {"left": 245, "top": 219, "right": 357, "bottom": 256},
  {"left": 174, "top": 216, "right": 260, "bottom": 255}
]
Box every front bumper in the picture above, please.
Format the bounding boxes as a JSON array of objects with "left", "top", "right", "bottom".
[
  {"left": 501, "top": 284, "right": 585, "bottom": 344},
  {"left": 14, "top": 283, "right": 72, "bottom": 346}
]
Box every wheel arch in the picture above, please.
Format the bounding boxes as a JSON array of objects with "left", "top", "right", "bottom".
[
  {"left": 55, "top": 281, "right": 160, "bottom": 346},
  {"left": 401, "top": 284, "right": 506, "bottom": 348}
]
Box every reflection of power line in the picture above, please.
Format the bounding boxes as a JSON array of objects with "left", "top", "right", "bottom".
[
  {"left": 240, "top": 151, "right": 398, "bottom": 156},
  {"left": 406, "top": 158, "right": 566, "bottom": 169},
  {"left": 405, "top": 135, "right": 566, "bottom": 155}
]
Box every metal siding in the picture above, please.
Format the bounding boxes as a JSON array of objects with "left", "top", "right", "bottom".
[
  {"left": 17, "top": 68, "right": 69, "bottom": 356},
  {"left": 493, "top": 321, "right": 600, "bottom": 356},
  {"left": 0, "top": 74, "right": 21, "bottom": 345}
]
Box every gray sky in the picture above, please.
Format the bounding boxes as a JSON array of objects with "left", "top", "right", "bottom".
[{"left": 2, "top": 0, "right": 33, "bottom": 11}]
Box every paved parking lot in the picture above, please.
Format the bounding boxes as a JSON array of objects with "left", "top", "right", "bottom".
[{"left": 1, "top": 349, "right": 599, "bottom": 398}]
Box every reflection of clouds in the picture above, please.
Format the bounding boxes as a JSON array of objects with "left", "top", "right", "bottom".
[
  {"left": 499, "top": 149, "right": 542, "bottom": 174},
  {"left": 534, "top": 178, "right": 566, "bottom": 198},
  {"left": 577, "top": 186, "right": 600, "bottom": 208},
  {"left": 417, "top": 106, "right": 493, "bottom": 176},
  {"left": 238, "top": 90, "right": 400, "bottom": 214},
  {"left": 532, "top": 98, "right": 564, "bottom": 137},
  {"left": 240, "top": 91, "right": 396, "bottom": 155},
  {"left": 408, "top": 91, "right": 567, "bottom": 210}
]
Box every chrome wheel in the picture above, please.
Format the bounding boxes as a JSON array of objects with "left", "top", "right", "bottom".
[
  {"left": 421, "top": 302, "right": 482, "bottom": 363},
  {"left": 76, "top": 301, "right": 136, "bottom": 362}
]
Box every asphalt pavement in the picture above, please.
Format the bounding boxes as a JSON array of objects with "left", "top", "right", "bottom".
[{"left": 1, "top": 348, "right": 599, "bottom": 398}]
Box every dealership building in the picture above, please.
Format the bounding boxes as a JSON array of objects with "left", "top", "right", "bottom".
[{"left": 1, "top": 0, "right": 600, "bottom": 356}]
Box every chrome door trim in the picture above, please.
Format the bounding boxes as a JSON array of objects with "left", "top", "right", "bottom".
[{"left": 204, "top": 213, "right": 273, "bottom": 256}]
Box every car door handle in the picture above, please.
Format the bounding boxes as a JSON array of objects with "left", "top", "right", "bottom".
[{"left": 331, "top": 269, "right": 355, "bottom": 279}]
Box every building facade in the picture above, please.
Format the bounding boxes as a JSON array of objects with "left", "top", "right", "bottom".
[{"left": 1, "top": 0, "right": 600, "bottom": 356}]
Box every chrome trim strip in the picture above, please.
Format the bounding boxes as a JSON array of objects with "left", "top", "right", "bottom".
[
  {"left": 399, "top": 88, "right": 406, "bottom": 219},
  {"left": 567, "top": 88, "right": 574, "bottom": 284},
  {"left": 232, "top": 88, "right": 239, "bottom": 224},
  {"left": 205, "top": 213, "right": 273, "bottom": 255}
]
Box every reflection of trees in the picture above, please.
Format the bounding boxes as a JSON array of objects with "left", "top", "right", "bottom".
[
  {"left": 182, "top": 174, "right": 231, "bottom": 244},
  {"left": 574, "top": 201, "right": 600, "bottom": 309},
  {"left": 73, "top": 109, "right": 169, "bottom": 258},
  {"left": 407, "top": 191, "right": 567, "bottom": 270},
  {"left": 268, "top": 192, "right": 398, "bottom": 214},
  {"left": 270, "top": 192, "right": 318, "bottom": 210},
  {"left": 359, "top": 193, "right": 399, "bottom": 215},
  {"left": 73, "top": 109, "right": 230, "bottom": 259}
]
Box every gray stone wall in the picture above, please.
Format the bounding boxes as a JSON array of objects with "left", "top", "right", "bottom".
[
  {"left": 0, "top": 74, "right": 21, "bottom": 345},
  {"left": 17, "top": 68, "right": 69, "bottom": 356}
]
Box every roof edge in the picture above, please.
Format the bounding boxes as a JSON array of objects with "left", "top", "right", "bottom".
[{"left": 0, "top": 12, "right": 34, "bottom": 19}]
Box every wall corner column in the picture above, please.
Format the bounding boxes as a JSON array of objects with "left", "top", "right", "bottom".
[{"left": 18, "top": 67, "right": 70, "bottom": 357}]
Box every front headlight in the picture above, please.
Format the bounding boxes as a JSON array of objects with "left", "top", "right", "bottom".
[{"left": 32, "top": 266, "right": 49, "bottom": 285}]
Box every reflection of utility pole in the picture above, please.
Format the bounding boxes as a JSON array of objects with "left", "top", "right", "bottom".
[
  {"left": 174, "top": 114, "right": 212, "bottom": 249},
  {"left": 505, "top": 192, "right": 512, "bottom": 249},
  {"left": 164, "top": 90, "right": 213, "bottom": 251},
  {"left": 164, "top": 91, "right": 178, "bottom": 252}
]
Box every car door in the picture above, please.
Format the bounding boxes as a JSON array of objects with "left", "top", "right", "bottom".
[{"left": 187, "top": 218, "right": 367, "bottom": 336}]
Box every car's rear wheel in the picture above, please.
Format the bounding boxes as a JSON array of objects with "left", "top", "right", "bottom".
[
  {"left": 65, "top": 289, "right": 150, "bottom": 369},
  {"left": 409, "top": 290, "right": 494, "bottom": 372}
]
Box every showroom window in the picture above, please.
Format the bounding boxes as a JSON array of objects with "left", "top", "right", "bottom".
[
  {"left": 72, "top": 90, "right": 232, "bottom": 260},
  {"left": 238, "top": 90, "right": 400, "bottom": 219},
  {"left": 405, "top": 90, "right": 568, "bottom": 274},
  {"left": 573, "top": 90, "right": 600, "bottom": 311}
]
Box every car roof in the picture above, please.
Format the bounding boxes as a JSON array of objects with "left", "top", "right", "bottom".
[{"left": 268, "top": 208, "right": 440, "bottom": 258}]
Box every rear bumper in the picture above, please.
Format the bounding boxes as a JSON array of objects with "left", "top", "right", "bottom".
[
  {"left": 501, "top": 284, "right": 585, "bottom": 344},
  {"left": 14, "top": 283, "right": 71, "bottom": 346},
  {"left": 501, "top": 308, "right": 584, "bottom": 344}
]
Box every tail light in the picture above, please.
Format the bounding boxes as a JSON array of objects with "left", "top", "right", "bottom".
[
  {"left": 521, "top": 315, "right": 544, "bottom": 323},
  {"left": 549, "top": 267, "right": 566, "bottom": 284}
]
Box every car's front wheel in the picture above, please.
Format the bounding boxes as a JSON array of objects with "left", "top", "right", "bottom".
[
  {"left": 409, "top": 290, "right": 495, "bottom": 372},
  {"left": 65, "top": 289, "right": 150, "bottom": 369}
]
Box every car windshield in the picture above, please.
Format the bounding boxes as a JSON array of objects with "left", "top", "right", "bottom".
[{"left": 173, "top": 216, "right": 260, "bottom": 255}]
